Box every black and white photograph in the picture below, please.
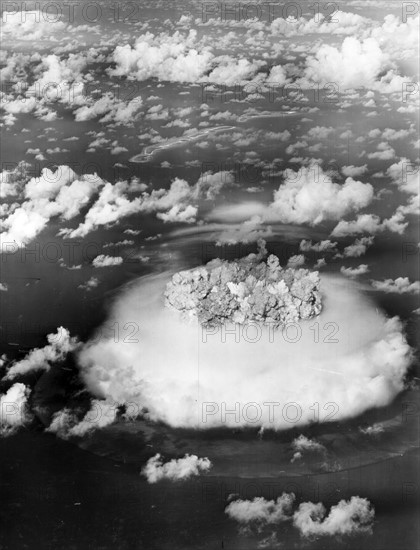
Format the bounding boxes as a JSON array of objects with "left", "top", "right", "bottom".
[{"left": 0, "top": 1, "right": 419, "bottom": 548}]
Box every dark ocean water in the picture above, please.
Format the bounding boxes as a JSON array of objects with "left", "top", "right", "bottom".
[{"left": 0, "top": 431, "right": 419, "bottom": 550}]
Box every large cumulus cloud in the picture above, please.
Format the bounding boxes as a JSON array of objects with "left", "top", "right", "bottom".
[
  {"left": 293, "top": 496, "right": 375, "bottom": 537},
  {"left": 265, "top": 163, "right": 374, "bottom": 225},
  {"left": 225, "top": 493, "right": 375, "bottom": 538},
  {"left": 109, "top": 30, "right": 214, "bottom": 83},
  {"left": 300, "top": 32, "right": 416, "bottom": 91}
]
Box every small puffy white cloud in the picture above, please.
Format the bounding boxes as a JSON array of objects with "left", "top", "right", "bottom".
[
  {"left": 225, "top": 493, "right": 295, "bottom": 526},
  {"left": 47, "top": 400, "right": 118, "bottom": 438},
  {"left": 386, "top": 158, "right": 419, "bottom": 195},
  {"left": 92, "top": 254, "right": 123, "bottom": 268},
  {"left": 142, "top": 453, "right": 212, "bottom": 483},
  {"left": 291, "top": 435, "right": 326, "bottom": 462},
  {"left": 382, "top": 128, "right": 413, "bottom": 141},
  {"left": 292, "top": 435, "right": 326, "bottom": 454},
  {"left": 78, "top": 276, "right": 100, "bottom": 292},
  {"left": 74, "top": 95, "right": 143, "bottom": 125},
  {"left": 293, "top": 496, "right": 375, "bottom": 537},
  {"left": 208, "top": 202, "right": 268, "bottom": 223},
  {"left": 194, "top": 171, "right": 235, "bottom": 200},
  {"left": 368, "top": 129, "right": 381, "bottom": 139},
  {"left": 3, "top": 328, "right": 79, "bottom": 380},
  {"left": 371, "top": 277, "right": 420, "bottom": 294},
  {"left": 341, "top": 264, "right": 370, "bottom": 278},
  {"left": 299, "top": 240, "right": 337, "bottom": 253},
  {"left": 46, "top": 408, "right": 76, "bottom": 438},
  {"left": 68, "top": 400, "right": 118, "bottom": 437},
  {"left": 266, "top": 163, "right": 373, "bottom": 225},
  {"left": 215, "top": 216, "right": 273, "bottom": 245},
  {"left": 306, "top": 126, "right": 334, "bottom": 140},
  {"left": 157, "top": 204, "right": 198, "bottom": 224},
  {"left": 359, "top": 423, "right": 385, "bottom": 436},
  {"left": 285, "top": 140, "right": 307, "bottom": 155},
  {"left": 341, "top": 165, "right": 368, "bottom": 177},
  {"left": 343, "top": 237, "right": 374, "bottom": 258},
  {"left": 314, "top": 258, "right": 326, "bottom": 269},
  {"left": 111, "top": 146, "right": 128, "bottom": 155},
  {"left": 331, "top": 214, "right": 382, "bottom": 237},
  {"left": 266, "top": 64, "right": 288, "bottom": 86},
  {"left": 0, "top": 383, "right": 31, "bottom": 436},
  {"left": 382, "top": 195, "right": 419, "bottom": 235},
  {"left": 368, "top": 143, "right": 396, "bottom": 161},
  {"left": 205, "top": 57, "right": 264, "bottom": 86},
  {"left": 26, "top": 149, "right": 42, "bottom": 156}
]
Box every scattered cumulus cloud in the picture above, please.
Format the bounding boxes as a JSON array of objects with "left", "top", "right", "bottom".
[
  {"left": 3, "top": 328, "right": 79, "bottom": 380},
  {"left": 0, "top": 383, "right": 31, "bottom": 436},
  {"left": 142, "top": 453, "right": 212, "bottom": 483},
  {"left": 371, "top": 277, "right": 420, "bottom": 294},
  {"left": 92, "top": 254, "right": 124, "bottom": 268},
  {"left": 78, "top": 277, "right": 100, "bottom": 292},
  {"left": 341, "top": 264, "right": 370, "bottom": 278},
  {"left": 225, "top": 493, "right": 295, "bottom": 526},
  {"left": 266, "top": 163, "right": 373, "bottom": 226},
  {"left": 47, "top": 400, "right": 118, "bottom": 438},
  {"left": 225, "top": 493, "right": 375, "bottom": 539},
  {"left": 293, "top": 496, "right": 375, "bottom": 538}
]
